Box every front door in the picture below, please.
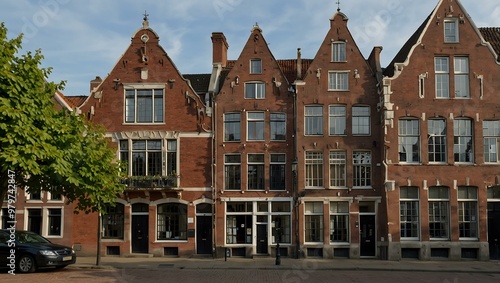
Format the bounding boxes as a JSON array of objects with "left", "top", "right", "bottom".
[
  {"left": 196, "top": 216, "right": 212, "bottom": 254},
  {"left": 488, "top": 202, "right": 500, "bottom": 259},
  {"left": 360, "top": 214, "right": 376, "bottom": 257},
  {"left": 131, "top": 214, "right": 149, "bottom": 253},
  {"left": 256, "top": 224, "right": 268, "bottom": 254}
]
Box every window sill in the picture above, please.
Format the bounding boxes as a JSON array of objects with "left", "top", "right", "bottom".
[
  {"left": 154, "top": 240, "right": 188, "bottom": 243},
  {"left": 101, "top": 238, "right": 125, "bottom": 242}
]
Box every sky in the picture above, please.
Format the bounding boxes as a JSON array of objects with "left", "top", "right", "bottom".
[{"left": 1, "top": 0, "right": 499, "bottom": 96}]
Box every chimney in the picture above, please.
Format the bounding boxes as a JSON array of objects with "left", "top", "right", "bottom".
[
  {"left": 90, "top": 76, "right": 102, "bottom": 92},
  {"left": 211, "top": 32, "right": 229, "bottom": 67},
  {"left": 296, "top": 48, "right": 302, "bottom": 80}
]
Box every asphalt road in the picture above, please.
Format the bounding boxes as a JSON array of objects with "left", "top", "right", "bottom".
[{"left": 1, "top": 267, "right": 500, "bottom": 283}]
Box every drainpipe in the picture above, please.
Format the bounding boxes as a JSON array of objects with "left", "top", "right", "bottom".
[{"left": 212, "top": 100, "right": 217, "bottom": 258}]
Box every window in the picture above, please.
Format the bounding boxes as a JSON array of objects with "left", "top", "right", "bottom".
[
  {"left": 305, "top": 152, "right": 323, "bottom": 188},
  {"left": 305, "top": 202, "right": 324, "bottom": 242},
  {"left": 329, "top": 151, "right": 346, "bottom": 188},
  {"left": 250, "top": 59, "right": 262, "bottom": 74},
  {"left": 247, "top": 112, "right": 265, "bottom": 141},
  {"left": 330, "top": 202, "right": 349, "bottom": 242},
  {"left": 48, "top": 192, "right": 62, "bottom": 201},
  {"left": 157, "top": 203, "right": 188, "bottom": 240},
  {"left": 332, "top": 42, "right": 346, "bottom": 62},
  {"left": 166, "top": 140, "right": 177, "bottom": 176},
  {"left": 1, "top": 208, "right": 9, "bottom": 229},
  {"left": 352, "top": 106, "right": 370, "bottom": 135},
  {"left": 27, "top": 190, "right": 42, "bottom": 201},
  {"left": 428, "top": 119, "right": 447, "bottom": 163},
  {"left": 305, "top": 106, "right": 323, "bottom": 136},
  {"left": 102, "top": 203, "right": 124, "bottom": 239},
  {"left": 353, "top": 151, "right": 371, "bottom": 187},
  {"left": 458, "top": 186, "right": 478, "bottom": 239},
  {"left": 435, "top": 57, "right": 450, "bottom": 98},
  {"left": 248, "top": 154, "right": 264, "bottom": 190},
  {"left": 272, "top": 202, "right": 291, "bottom": 244},
  {"left": 132, "top": 140, "right": 161, "bottom": 176},
  {"left": 224, "top": 154, "right": 241, "bottom": 191},
  {"left": 226, "top": 202, "right": 252, "bottom": 244},
  {"left": 400, "top": 186, "right": 419, "bottom": 239},
  {"left": 27, "top": 208, "right": 42, "bottom": 235},
  {"left": 270, "top": 113, "right": 286, "bottom": 141},
  {"left": 224, "top": 113, "right": 241, "bottom": 142},
  {"left": 454, "top": 57, "right": 469, "bottom": 98},
  {"left": 270, "top": 154, "right": 286, "bottom": 190},
  {"left": 454, "top": 119, "right": 473, "bottom": 163},
  {"left": 47, "top": 208, "right": 62, "bottom": 236},
  {"left": 399, "top": 119, "right": 420, "bottom": 163},
  {"left": 329, "top": 105, "right": 346, "bottom": 135},
  {"left": 444, "top": 19, "right": 459, "bottom": 43},
  {"left": 428, "top": 186, "right": 449, "bottom": 239},
  {"left": 328, "top": 71, "right": 349, "bottom": 91},
  {"left": 483, "top": 121, "right": 500, "bottom": 163},
  {"left": 125, "top": 88, "right": 164, "bottom": 123},
  {"left": 245, "top": 82, "right": 265, "bottom": 99}
]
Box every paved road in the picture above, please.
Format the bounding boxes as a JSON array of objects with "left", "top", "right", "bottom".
[{"left": 2, "top": 267, "right": 500, "bottom": 283}]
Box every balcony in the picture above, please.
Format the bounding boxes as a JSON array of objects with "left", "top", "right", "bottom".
[{"left": 120, "top": 176, "right": 178, "bottom": 190}]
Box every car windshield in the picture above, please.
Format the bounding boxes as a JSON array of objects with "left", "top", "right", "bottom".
[{"left": 16, "top": 231, "right": 51, "bottom": 244}]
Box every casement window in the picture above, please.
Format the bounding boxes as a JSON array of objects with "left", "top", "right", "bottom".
[
  {"left": 435, "top": 57, "right": 450, "bottom": 98},
  {"left": 305, "top": 151, "right": 323, "bottom": 188},
  {"left": 250, "top": 59, "right": 262, "bottom": 74},
  {"left": 398, "top": 119, "right": 420, "bottom": 163},
  {"left": 47, "top": 208, "right": 62, "bottom": 236},
  {"left": 352, "top": 106, "right": 370, "bottom": 135},
  {"left": 454, "top": 57, "right": 469, "bottom": 98},
  {"left": 224, "top": 154, "right": 241, "bottom": 191},
  {"left": 428, "top": 186, "right": 450, "bottom": 239},
  {"left": 400, "top": 186, "right": 420, "bottom": 240},
  {"left": 305, "top": 105, "right": 323, "bottom": 136},
  {"left": 331, "top": 42, "right": 346, "bottom": 62},
  {"left": 271, "top": 202, "right": 291, "bottom": 244},
  {"left": 329, "top": 151, "right": 346, "bottom": 188},
  {"left": 26, "top": 208, "right": 63, "bottom": 238},
  {"left": 329, "top": 105, "right": 346, "bottom": 136},
  {"left": 428, "top": 119, "right": 447, "bottom": 163},
  {"left": 270, "top": 154, "right": 286, "bottom": 190},
  {"left": 157, "top": 203, "right": 188, "bottom": 240},
  {"left": 226, "top": 202, "right": 253, "bottom": 244},
  {"left": 305, "top": 202, "right": 324, "bottom": 242},
  {"left": 224, "top": 113, "right": 241, "bottom": 142},
  {"left": 454, "top": 119, "right": 473, "bottom": 163},
  {"left": 27, "top": 208, "right": 42, "bottom": 235},
  {"left": 483, "top": 120, "right": 500, "bottom": 163},
  {"left": 247, "top": 112, "right": 265, "bottom": 141},
  {"left": 458, "top": 186, "right": 478, "bottom": 239},
  {"left": 247, "top": 154, "right": 265, "bottom": 190},
  {"left": 330, "top": 201, "right": 349, "bottom": 242},
  {"left": 125, "top": 88, "right": 164, "bottom": 123},
  {"left": 245, "top": 82, "right": 265, "bottom": 99},
  {"left": 328, "top": 71, "right": 349, "bottom": 91},
  {"left": 102, "top": 203, "right": 124, "bottom": 239},
  {"left": 444, "top": 19, "right": 459, "bottom": 43},
  {"left": 353, "top": 151, "right": 371, "bottom": 187},
  {"left": 120, "top": 139, "right": 177, "bottom": 177},
  {"left": 270, "top": 113, "right": 286, "bottom": 141}
]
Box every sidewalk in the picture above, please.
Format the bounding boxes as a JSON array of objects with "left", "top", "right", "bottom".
[{"left": 73, "top": 256, "right": 500, "bottom": 273}]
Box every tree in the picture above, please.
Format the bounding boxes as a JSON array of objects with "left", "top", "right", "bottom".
[{"left": 0, "top": 23, "right": 124, "bottom": 213}]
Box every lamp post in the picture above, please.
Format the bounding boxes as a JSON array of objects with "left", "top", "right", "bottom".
[{"left": 291, "top": 158, "right": 299, "bottom": 259}]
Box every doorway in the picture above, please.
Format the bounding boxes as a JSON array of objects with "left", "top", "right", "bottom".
[
  {"left": 488, "top": 202, "right": 500, "bottom": 259},
  {"left": 256, "top": 224, "right": 268, "bottom": 254},
  {"left": 196, "top": 216, "right": 212, "bottom": 254},
  {"left": 131, "top": 203, "right": 149, "bottom": 254},
  {"left": 359, "top": 201, "right": 376, "bottom": 258}
]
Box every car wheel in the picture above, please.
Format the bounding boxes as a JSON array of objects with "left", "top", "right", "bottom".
[{"left": 17, "top": 255, "right": 36, "bottom": 273}]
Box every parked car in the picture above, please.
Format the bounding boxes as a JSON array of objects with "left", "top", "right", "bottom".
[{"left": 0, "top": 229, "right": 76, "bottom": 273}]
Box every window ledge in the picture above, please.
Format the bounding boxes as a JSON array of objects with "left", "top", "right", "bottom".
[{"left": 154, "top": 240, "right": 188, "bottom": 243}]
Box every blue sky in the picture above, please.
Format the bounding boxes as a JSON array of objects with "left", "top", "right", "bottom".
[{"left": 1, "top": 0, "right": 499, "bottom": 96}]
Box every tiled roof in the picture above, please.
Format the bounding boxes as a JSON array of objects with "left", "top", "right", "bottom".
[
  {"left": 64, "top": 95, "right": 88, "bottom": 108},
  {"left": 183, "top": 74, "right": 211, "bottom": 94},
  {"left": 479, "top": 27, "right": 500, "bottom": 61}
]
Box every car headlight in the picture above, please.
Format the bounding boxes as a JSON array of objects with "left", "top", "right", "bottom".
[{"left": 40, "top": 250, "right": 57, "bottom": 256}]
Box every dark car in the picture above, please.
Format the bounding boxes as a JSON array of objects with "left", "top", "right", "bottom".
[{"left": 0, "top": 229, "right": 76, "bottom": 273}]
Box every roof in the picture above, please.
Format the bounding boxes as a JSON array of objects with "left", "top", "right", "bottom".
[
  {"left": 64, "top": 96, "right": 88, "bottom": 109},
  {"left": 479, "top": 27, "right": 500, "bottom": 61},
  {"left": 183, "top": 74, "right": 211, "bottom": 94}
]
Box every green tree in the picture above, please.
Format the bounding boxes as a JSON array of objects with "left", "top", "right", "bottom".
[{"left": 0, "top": 23, "right": 124, "bottom": 213}]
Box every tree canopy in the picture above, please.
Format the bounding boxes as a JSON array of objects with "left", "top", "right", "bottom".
[{"left": 0, "top": 23, "right": 124, "bottom": 213}]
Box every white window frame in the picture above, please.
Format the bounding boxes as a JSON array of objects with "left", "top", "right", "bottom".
[
  {"left": 124, "top": 84, "right": 165, "bottom": 124},
  {"left": 328, "top": 71, "right": 349, "bottom": 91},
  {"left": 453, "top": 119, "right": 473, "bottom": 163},
  {"left": 247, "top": 112, "right": 265, "bottom": 141},
  {"left": 428, "top": 119, "right": 447, "bottom": 163},
  {"left": 329, "top": 151, "right": 346, "bottom": 188},
  {"left": 331, "top": 41, "right": 346, "bottom": 62},
  {"left": 483, "top": 121, "right": 500, "bottom": 163},
  {"left": 444, "top": 19, "right": 459, "bottom": 43},
  {"left": 224, "top": 112, "right": 241, "bottom": 142},
  {"left": 305, "top": 151, "right": 324, "bottom": 188},
  {"left": 428, "top": 186, "right": 450, "bottom": 240},
  {"left": 398, "top": 119, "right": 420, "bottom": 164},
  {"left": 304, "top": 105, "right": 323, "bottom": 136},
  {"left": 435, "top": 57, "right": 450, "bottom": 98},
  {"left": 400, "top": 186, "right": 420, "bottom": 240},
  {"left": 454, "top": 57, "right": 470, "bottom": 98},
  {"left": 329, "top": 105, "right": 346, "bottom": 136},
  {"left": 329, "top": 201, "right": 349, "bottom": 243},
  {"left": 352, "top": 106, "right": 370, "bottom": 136},
  {"left": 304, "top": 202, "right": 324, "bottom": 243},
  {"left": 245, "top": 82, "right": 266, "bottom": 99},
  {"left": 45, "top": 207, "right": 63, "bottom": 238},
  {"left": 250, "top": 59, "right": 262, "bottom": 74},
  {"left": 458, "top": 186, "right": 478, "bottom": 240},
  {"left": 352, "top": 151, "right": 371, "bottom": 188},
  {"left": 247, "top": 153, "right": 265, "bottom": 191}
]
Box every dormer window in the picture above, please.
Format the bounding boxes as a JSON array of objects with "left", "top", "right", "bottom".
[
  {"left": 444, "top": 19, "right": 459, "bottom": 43},
  {"left": 250, "top": 59, "right": 262, "bottom": 74},
  {"left": 332, "top": 41, "right": 346, "bottom": 62}
]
